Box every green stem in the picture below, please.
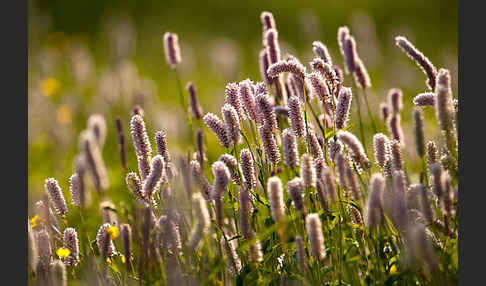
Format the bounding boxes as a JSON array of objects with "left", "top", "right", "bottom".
[
  {"left": 354, "top": 89, "right": 368, "bottom": 152},
  {"left": 362, "top": 88, "right": 378, "bottom": 134},
  {"left": 173, "top": 67, "right": 194, "bottom": 143}
]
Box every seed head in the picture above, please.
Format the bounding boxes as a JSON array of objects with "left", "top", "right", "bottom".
[
  {"left": 321, "top": 167, "right": 338, "bottom": 204},
  {"left": 335, "top": 87, "right": 353, "bottom": 129},
  {"left": 389, "top": 139, "right": 403, "bottom": 171},
  {"left": 126, "top": 172, "right": 148, "bottom": 206},
  {"left": 143, "top": 155, "right": 165, "bottom": 199},
  {"left": 342, "top": 35, "right": 357, "bottom": 74},
  {"left": 306, "top": 127, "right": 324, "bottom": 159},
  {"left": 413, "top": 108, "right": 426, "bottom": 157},
  {"left": 203, "top": 113, "right": 231, "bottom": 148},
  {"left": 260, "top": 11, "right": 276, "bottom": 32},
  {"left": 137, "top": 154, "right": 151, "bottom": 181},
  {"left": 282, "top": 128, "right": 299, "bottom": 168},
  {"left": 312, "top": 41, "right": 332, "bottom": 65},
  {"left": 219, "top": 154, "right": 241, "bottom": 185},
  {"left": 211, "top": 161, "right": 230, "bottom": 200},
  {"left": 337, "top": 130, "right": 371, "bottom": 170},
  {"left": 373, "top": 133, "right": 390, "bottom": 169},
  {"left": 427, "top": 141, "right": 439, "bottom": 168},
  {"left": 430, "top": 163, "right": 443, "bottom": 200},
  {"left": 395, "top": 36, "right": 437, "bottom": 90},
  {"left": 130, "top": 114, "right": 152, "bottom": 159},
  {"left": 306, "top": 213, "right": 326, "bottom": 261},
  {"left": 415, "top": 184, "right": 434, "bottom": 224},
  {"left": 287, "top": 177, "right": 307, "bottom": 217},
  {"left": 225, "top": 82, "right": 245, "bottom": 120},
  {"left": 222, "top": 104, "right": 242, "bottom": 143},
  {"left": 188, "top": 193, "right": 210, "bottom": 249},
  {"left": 387, "top": 114, "right": 404, "bottom": 146},
  {"left": 315, "top": 181, "right": 329, "bottom": 214},
  {"left": 258, "top": 123, "right": 280, "bottom": 165},
  {"left": 28, "top": 222, "right": 38, "bottom": 272},
  {"left": 259, "top": 52, "right": 271, "bottom": 84},
  {"left": 380, "top": 103, "right": 390, "bottom": 122},
  {"left": 307, "top": 71, "right": 330, "bottom": 103},
  {"left": 345, "top": 166, "right": 361, "bottom": 200},
  {"left": 300, "top": 154, "right": 316, "bottom": 188},
  {"left": 408, "top": 223, "right": 439, "bottom": 272},
  {"left": 314, "top": 156, "right": 325, "bottom": 180},
  {"left": 69, "top": 173, "right": 82, "bottom": 208},
  {"left": 63, "top": 228, "right": 79, "bottom": 266},
  {"left": 120, "top": 224, "right": 132, "bottom": 271},
  {"left": 163, "top": 32, "right": 181, "bottom": 68},
  {"left": 388, "top": 88, "right": 403, "bottom": 114},
  {"left": 267, "top": 59, "right": 306, "bottom": 80},
  {"left": 96, "top": 223, "right": 115, "bottom": 260},
  {"left": 155, "top": 130, "right": 171, "bottom": 164},
  {"left": 353, "top": 57, "right": 371, "bottom": 89},
  {"left": 221, "top": 236, "right": 242, "bottom": 276},
  {"left": 311, "top": 58, "right": 336, "bottom": 82},
  {"left": 288, "top": 95, "right": 305, "bottom": 138},
  {"left": 255, "top": 93, "right": 278, "bottom": 132},
  {"left": 51, "top": 260, "right": 67, "bottom": 286},
  {"left": 190, "top": 160, "right": 212, "bottom": 201},
  {"left": 435, "top": 68, "right": 455, "bottom": 132},
  {"left": 87, "top": 114, "right": 107, "bottom": 147},
  {"left": 45, "top": 178, "right": 68, "bottom": 216},
  {"left": 35, "top": 199, "right": 59, "bottom": 234},
  {"left": 240, "top": 149, "right": 256, "bottom": 190},
  {"left": 79, "top": 130, "right": 109, "bottom": 192},
  {"left": 338, "top": 26, "right": 350, "bottom": 56},
  {"left": 347, "top": 204, "right": 363, "bottom": 229},
  {"left": 391, "top": 171, "right": 409, "bottom": 231},
  {"left": 36, "top": 229, "right": 52, "bottom": 270},
  {"left": 186, "top": 82, "right": 203, "bottom": 119},
  {"left": 365, "top": 174, "right": 384, "bottom": 229},
  {"left": 413, "top": 92, "right": 436, "bottom": 106},
  {"left": 265, "top": 28, "right": 281, "bottom": 64},
  {"left": 238, "top": 186, "right": 253, "bottom": 239},
  {"left": 239, "top": 79, "right": 258, "bottom": 121},
  {"left": 249, "top": 239, "right": 263, "bottom": 263},
  {"left": 328, "top": 138, "right": 343, "bottom": 162},
  {"left": 268, "top": 177, "right": 285, "bottom": 222},
  {"left": 295, "top": 235, "right": 308, "bottom": 272}
]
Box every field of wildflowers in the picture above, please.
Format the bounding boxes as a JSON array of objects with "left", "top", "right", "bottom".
[{"left": 28, "top": 2, "right": 458, "bottom": 285}]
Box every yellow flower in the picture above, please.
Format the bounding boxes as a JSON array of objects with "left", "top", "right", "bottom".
[
  {"left": 121, "top": 255, "right": 134, "bottom": 263},
  {"left": 30, "top": 214, "right": 40, "bottom": 228},
  {"left": 106, "top": 225, "right": 119, "bottom": 240},
  {"left": 56, "top": 104, "right": 72, "bottom": 125},
  {"left": 106, "top": 257, "right": 112, "bottom": 264},
  {"left": 41, "top": 78, "right": 60, "bottom": 97},
  {"left": 56, "top": 248, "right": 71, "bottom": 259},
  {"left": 389, "top": 264, "right": 397, "bottom": 274}
]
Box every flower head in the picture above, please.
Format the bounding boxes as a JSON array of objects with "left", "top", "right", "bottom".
[
  {"left": 56, "top": 248, "right": 71, "bottom": 259},
  {"left": 107, "top": 225, "right": 120, "bottom": 240}
]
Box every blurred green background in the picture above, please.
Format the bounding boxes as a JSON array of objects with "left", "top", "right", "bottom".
[{"left": 28, "top": 0, "right": 457, "bottom": 212}]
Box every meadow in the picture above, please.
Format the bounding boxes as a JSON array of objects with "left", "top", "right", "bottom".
[{"left": 28, "top": 4, "right": 458, "bottom": 286}]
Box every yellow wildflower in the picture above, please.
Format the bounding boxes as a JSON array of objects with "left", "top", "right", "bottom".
[
  {"left": 56, "top": 104, "right": 72, "bottom": 125},
  {"left": 389, "top": 264, "right": 397, "bottom": 274},
  {"left": 41, "top": 78, "right": 60, "bottom": 97},
  {"left": 106, "top": 257, "right": 112, "bottom": 264},
  {"left": 56, "top": 247, "right": 71, "bottom": 259},
  {"left": 121, "top": 255, "right": 134, "bottom": 263},
  {"left": 106, "top": 225, "right": 119, "bottom": 240},
  {"left": 30, "top": 214, "right": 40, "bottom": 228}
]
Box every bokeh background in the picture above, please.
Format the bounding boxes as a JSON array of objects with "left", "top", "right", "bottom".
[{"left": 28, "top": 0, "right": 457, "bottom": 212}]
